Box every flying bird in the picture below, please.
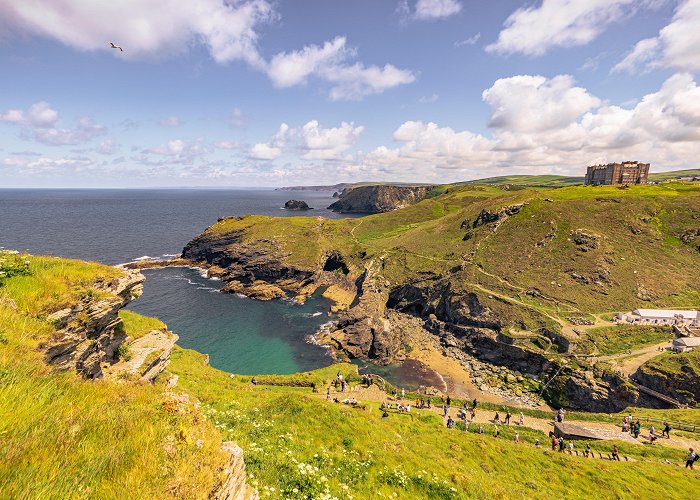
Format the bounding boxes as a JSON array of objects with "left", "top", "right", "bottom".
[{"left": 109, "top": 42, "right": 123, "bottom": 52}]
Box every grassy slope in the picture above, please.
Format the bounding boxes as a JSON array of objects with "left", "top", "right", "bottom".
[
  {"left": 165, "top": 347, "right": 699, "bottom": 499},
  {"left": 577, "top": 326, "right": 674, "bottom": 356},
  {"left": 2, "top": 253, "right": 699, "bottom": 498},
  {"left": 0, "top": 254, "right": 226, "bottom": 498},
  {"left": 203, "top": 182, "right": 700, "bottom": 328}
]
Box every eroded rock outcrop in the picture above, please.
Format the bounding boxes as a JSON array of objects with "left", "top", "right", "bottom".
[
  {"left": 284, "top": 200, "right": 312, "bottom": 210},
  {"left": 211, "top": 442, "right": 259, "bottom": 500},
  {"left": 43, "top": 269, "right": 145, "bottom": 378},
  {"left": 328, "top": 185, "right": 431, "bottom": 213}
]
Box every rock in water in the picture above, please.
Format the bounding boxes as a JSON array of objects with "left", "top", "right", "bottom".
[
  {"left": 284, "top": 200, "right": 312, "bottom": 210},
  {"left": 328, "top": 185, "right": 431, "bottom": 213}
]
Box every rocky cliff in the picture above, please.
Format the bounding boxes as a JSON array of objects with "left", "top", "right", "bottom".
[
  {"left": 42, "top": 268, "right": 176, "bottom": 382},
  {"left": 328, "top": 185, "right": 431, "bottom": 213}
]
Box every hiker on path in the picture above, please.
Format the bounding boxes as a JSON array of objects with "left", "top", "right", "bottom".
[
  {"left": 505, "top": 411, "right": 511, "bottom": 425},
  {"left": 401, "top": 388, "right": 405, "bottom": 399},
  {"left": 568, "top": 441, "right": 574, "bottom": 454},
  {"left": 584, "top": 443, "right": 591, "bottom": 458},
  {"left": 514, "top": 433, "right": 520, "bottom": 444},
  {"left": 612, "top": 446, "right": 620, "bottom": 461},
  {"left": 551, "top": 436, "right": 558, "bottom": 451},
  {"left": 519, "top": 412, "right": 524, "bottom": 425},
  {"left": 559, "top": 438, "right": 566, "bottom": 452},
  {"left": 494, "top": 411, "right": 500, "bottom": 423},
  {"left": 479, "top": 425, "right": 484, "bottom": 434},
  {"left": 686, "top": 448, "right": 697, "bottom": 469},
  {"left": 662, "top": 422, "right": 671, "bottom": 439},
  {"left": 326, "top": 387, "right": 331, "bottom": 400},
  {"left": 446, "top": 396, "right": 451, "bottom": 409},
  {"left": 535, "top": 438, "right": 540, "bottom": 447},
  {"left": 443, "top": 404, "right": 448, "bottom": 417},
  {"left": 493, "top": 425, "right": 500, "bottom": 437}
]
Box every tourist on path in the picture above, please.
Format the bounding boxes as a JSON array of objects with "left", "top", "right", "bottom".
[
  {"left": 478, "top": 425, "right": 484, "bottom": 434},
  {"left": 568, "top": 441, "right": 574, "bottom": 454},
  {"left": 514, "top": 433, "right": 520, "bottom": 444},
  {"left": 519, "top": 412, "right": 524, "bottom": 425},
  {"left": 401, "top": 388, "right": 405, "bottom": 399},
  {"left": 535, "top": 438, "right": 540, "bottom": 447},
  {"left": 505, "top": 411, "right": 511, "bottom": 425},
  {"left": 443, "top": 404, "right": 448, "bottom": 417},
  {"left": 559, "top": 438, "right": 565, "bottom": 452},
  {"left": 494, "top": 411, "right": 500, "bottom": 424},
  {"left": 493, "top": 425, "right": 500, "bottom": 437},
  {"left": 612, "top": 446, "right": 620, "bottom": 461},
  {"left": 662, "top": 422, "right": 671, "bottom": 439},
  {"left": 551, "top": 436, "right": 558, "bottom": 451},
  {"left": 686, "top": 448, "right": 697, "bottom": 469},
  {"left": 584, "top": 443, "right": 591, "bottom": 458},
  {"left": 326, "top": 387, "right": 331, "bottom": 400}
]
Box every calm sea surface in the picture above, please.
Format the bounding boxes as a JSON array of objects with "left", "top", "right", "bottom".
[{"left": 0, "top": 189, "right": 352, "bottom": 374}]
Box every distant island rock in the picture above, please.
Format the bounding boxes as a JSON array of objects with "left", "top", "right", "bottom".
[
  {"left": 328, "top": 185, "right": 432, "bottom": 213},
  {"left": 284, "top": 199, "right": 312, "bottom": 210}
]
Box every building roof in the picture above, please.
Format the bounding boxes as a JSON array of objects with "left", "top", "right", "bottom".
[
  {"left": 672, "top": 337, "right": 700, "bottom": 347},
  {"left": 632, "top": 309, "right": 698, "bottom": 320}
]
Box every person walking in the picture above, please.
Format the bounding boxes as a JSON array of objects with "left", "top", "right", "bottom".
[
  {"left": 686, "top": 448, "right": 697, "bottom": 469},
  {"left": 612, "top": 446, "right": 620, "bottom": 461},
  {"left": 584, "top": 443, "right": 591, "bottom": 458},
  {"left": 401, "top": 388, "right": 405, "bottom": 400},
  {"left": 514, "top": 433, "right": 520, "bottom": 444},
  {"left": 519, "top": 412, "right": 524, "bottom": 426},
  {"left": 568, "top": 441, "right": 574, "bottom": 454},
  {"left": 559, "top": 438, "right": 565, "bottom": 452},
  {"left": 326, "top": 387, "right": 331, "bottom": 400},
  {"left": 662, "top": 422, "right": 671, "bottom": 439},
  {"left": 505, "top": 411, "right": 511, "bottom": 425}
]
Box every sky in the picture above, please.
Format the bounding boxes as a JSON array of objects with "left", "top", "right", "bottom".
[{"left": 0, "top": 0, "right": 699, "bottom": 188}]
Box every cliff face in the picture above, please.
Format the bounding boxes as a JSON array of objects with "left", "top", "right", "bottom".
[
  {"left": 328, "top": 185, "right": 431, "bottom": 213},
  {"left": 42, "top": 268, "right": 177, "bottom": 382}
]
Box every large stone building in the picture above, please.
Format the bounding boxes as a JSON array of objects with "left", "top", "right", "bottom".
[{"left": 584, "top": 161, "right": 650, "bottom": 185}]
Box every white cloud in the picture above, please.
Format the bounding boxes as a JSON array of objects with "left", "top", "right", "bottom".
[
  {"left": 418, "top": 94, "right": 439, "bottom": 103},
  {"left": 486, "top": 0, "right": 658, "bottom": 56},
  {"left": 159, "top": 116, "right": 180, "bottom": 126},
  {"left": 482, "top": 74, "right": 600, "bottom": 132},
  {"left": 214, "top": 140, "right": 241, "bottom": 150},
  {"left": 352, "top": 72, "right": 700, "bottom": 181},
  {"left": 299, "top": 120, "right": 364, "bottom": 160},
  {"left": 249, "top": 123, "right": 290, "bottom": 160},
  {"left": 266, "top": 36, "right": 416, "bottom": 100},
  {"left": 398, "top": 0, "right": 462, "bottom": 22},
  {"left": 96, "top": 140, "right": 120, "bottom": 155},
  {"left": 613, "top": 0, "right": 700, "bottom": 73},
  {"left": 249, "top": 120, "right": 363, "bottom": 161},
  {"left": 0, "top": 0, "right": 274, "bottom": 66},
  {"left": 1, "top": 2, "right": 413, "bottom": 101},
  {"left": 414, "top": 0, "right": 462, "bottom": 20},
  {"left": 454, "top": 33, "right": 480, "bottom": 48},
  {"left": 1, "top": 102, "right": 106, "bottom": 145},
  {"left": 249, "top": 143, "right": 282, "bottom": 160}
]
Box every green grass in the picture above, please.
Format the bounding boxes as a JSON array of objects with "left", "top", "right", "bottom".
[
  {"left": 165, "top": 348, "right": 699, "bottom": 499},
  {"left": 577, "top": 326, "right": 674, "bottom": 356},
  {"left": 0, "top": 255, "right": 227, "bottom": 498},
  {"left": 117, "top": 309, "right": 167, "bottom": 340}
]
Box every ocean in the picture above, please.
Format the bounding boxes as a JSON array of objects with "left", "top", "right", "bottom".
[{"left": 0, "top": 188, "right": 353, "bottom": 374}]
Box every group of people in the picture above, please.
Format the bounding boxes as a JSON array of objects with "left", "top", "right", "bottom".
[
  {"left": 621, "top": 416, "right": 672, "bottom": 444},
  {"left": 493, "top": 409, "right": 524, "bottom": 426}
]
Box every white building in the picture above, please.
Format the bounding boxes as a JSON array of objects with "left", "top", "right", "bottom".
[
  {"left": 672, "top": 336, "right": 700, "bottom": 352},
  {"left": 617, "top": 309, "right": 699, "bottom": 327}
]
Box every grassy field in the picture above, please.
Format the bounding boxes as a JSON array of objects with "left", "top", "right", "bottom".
[
  {"left": 0, "top": 254, "right": 227, "bottom": 498},
  {"left": 165, "top": 348, "right": 700, "bottom": 499},
  {"left": 576, "top": 326, "right": 675, "bottom": 356}
]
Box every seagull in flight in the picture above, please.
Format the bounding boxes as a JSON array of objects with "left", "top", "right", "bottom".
[{"left": 109, "top": 42, "right": 123, "bottom": 52}]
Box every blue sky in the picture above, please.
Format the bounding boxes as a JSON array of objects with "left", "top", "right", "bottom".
[{"left": 1, "top": 0, "right": 699, "bottom": 187}]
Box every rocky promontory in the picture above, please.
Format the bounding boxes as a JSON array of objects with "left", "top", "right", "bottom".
[
  {"left": 328, "top": 185, "right": 432, "bottom": 213},
  {"left": 284, "top": 199, "right": 312, "bottom": 210}
]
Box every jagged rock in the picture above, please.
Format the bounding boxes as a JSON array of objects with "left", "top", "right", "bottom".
[
  {"left": 42, "top": 269, "right": 145, "bottom": 379},
  {"left": 222, "top": 280, "right": 286, "bottom": 300},
  {"left": 167, "top": 374, "right": 179, "bottom": 388},
  {"left": 679, "top": 228, "right": 700, "bottom": 243},
  {"left": 104, "top": 329, "right": 179, "bottom": 383},
  {"left": 328, "top": 185, "right": 431, "bottom": 213},
  {"left": 462, "top": 230, "right": 474, "bottom": 241},
  {"left": 570, "top": 230, "right": 600, "bottom": 251},
  {"left": 211, "top": 442, "right": 259, "bottom": 500},
  {"left": 283, "top": 200, "right": 312, "bottom": 210}
]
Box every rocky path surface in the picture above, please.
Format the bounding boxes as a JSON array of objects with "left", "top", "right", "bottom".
[{"left": 595, "top": 342, "right": 673, "bottom": 376}]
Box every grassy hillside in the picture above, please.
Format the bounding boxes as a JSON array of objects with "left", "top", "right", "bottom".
[
  {"left": 649, "top": 169, "right": 700, "bottom": 182},
  {"left": 0, "top": 253, "right": 227, "bottom": 498},
  {"left": 201, "top": 182, "right": 700, "bottom": 328},
  {"left": 1, "top": 251, "right": 699, "bottom": 498}
]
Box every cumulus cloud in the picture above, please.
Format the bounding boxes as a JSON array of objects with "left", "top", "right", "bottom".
[
  {"left": 482, "top": 74, "right": 600, "bottom": 132},
  {"left": 299, "top": 120, "right": 364, "bottom": 160},
  {"left": 96, "top": 140, "right": 120, "bottom": 155},
  {"left": 486, "top": 0, "right": 660, "bottom": 56},
  {"left": 398, "top": 0, "right": 462, "bottom": 21},
  {"left": 250, "top": 120, "right": 363, "bottom": 161},
  {"left": 613, "top": 0, "right": 700, "bottom": 73},
  {"left": 0, "top": 0, "right": 273, "bottom": 66},
  {"left": 249, "top": 123, "right": 290, "bottom": 160},
  {"left": 352, "top": 72, "right": 700, "bottom": 181},
  {"left": 1, "top": 101, "right": 106, "bottom": 145},
  {"left": 266, "top": 36, "right": 415, "bottom": 100},
  {"left": 1, "top": 2, "right": 414, "bottom": 101}
]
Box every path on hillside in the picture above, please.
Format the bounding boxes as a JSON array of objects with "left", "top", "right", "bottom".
[
  {"left": 321, "top": 385, "right": 700, "bottom": 453},
  {"left": 593, "top": 341, "right": 673, "bottom": 376}
]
